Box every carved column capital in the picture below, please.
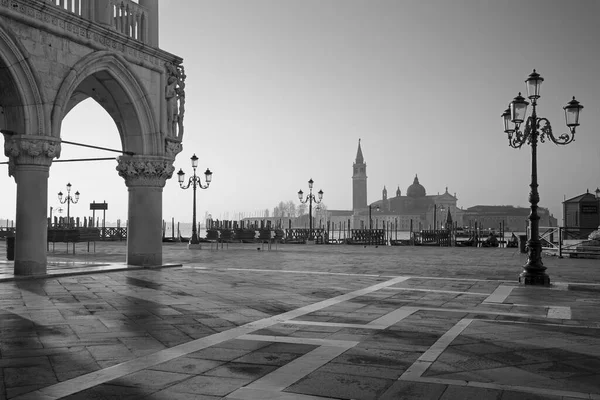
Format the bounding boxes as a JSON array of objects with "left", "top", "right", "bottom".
[
  {"left": 116, "top": 155, "right": 174, "bottom": 188},
  {"left": 165, "top": 137, "right": 183, "bottom": 159},
  {"left": 3, "top": 134, "right": 61, "bottom": 178}
]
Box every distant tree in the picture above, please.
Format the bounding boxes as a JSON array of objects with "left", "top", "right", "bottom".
[
  {"left": 297, "top": 203, "right": 307, "bottom": 216},
  {"left": 285, "top": 200, "right": 296, "bottom": 218},
  {"left": 272, "top": 201, "right": 286, "bottom": 218},
  {"left": 264, "top": 208, "right": 270, "bottom": 218}
]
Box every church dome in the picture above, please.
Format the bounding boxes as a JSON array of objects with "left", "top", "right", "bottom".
[{"left": 407, "top": 175, "right": 426, "bottom": 198}]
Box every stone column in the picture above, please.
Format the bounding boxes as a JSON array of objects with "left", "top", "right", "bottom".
[
  {"left": 3, "top": 135, "right": 61, "bottom": 275},
  {"left": 117, "top": 155, "right": 174, "bottom": 266}
]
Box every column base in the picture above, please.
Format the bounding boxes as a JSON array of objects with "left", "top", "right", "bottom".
[
  {"left": 14, "top": 260, "right": 47, "bottom": 276},
  {"left": 519, "top": 272, "right": 550, "bottom": 286}
]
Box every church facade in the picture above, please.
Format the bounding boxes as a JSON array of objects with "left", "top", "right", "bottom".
[{"left": 327, "top": 140, "right": 464, "bottom": 231}]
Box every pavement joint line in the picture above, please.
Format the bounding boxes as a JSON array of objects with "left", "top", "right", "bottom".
[
  {"left": 384, "top": 287, "right": 490, "bottom": 296},
  {"left": 226, "top": 386, "right": 336, "bottom": 400},
  {"left": 239, "top": 334, "right": 360, "bottom": 348},
  {"left": 284, "top": 320, "right": 385, "bottom": 330},
  {"left": 230, "top": 343, "right": 354, "bottom": 395},
  {"left": 12, "top": 275, "right": 410, "bottom": 400},
  {"left": 226, "top": 267, "right": 383, "bottom": 278},
  {"left": 417, "top": 306, "right": 540, "bottom": 319},
  {"left": 547, "top": 306, "right": 572, "bottom": 319},
  {"left": 483, "top": 285, "right": 514, "bottom": 303},
  {"left": 415, "top": 318, "right": 474, "bottom": 363},
  {"left": 367, "top": 306, "right": 420, "bottom": 328},
  {"left": 406, "top": 376, "right": 596, "bottom": 399}
]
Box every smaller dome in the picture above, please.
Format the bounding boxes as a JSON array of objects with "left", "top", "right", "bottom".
[{"left": 407, "top": 175, "right": 426, "bottom": 198}]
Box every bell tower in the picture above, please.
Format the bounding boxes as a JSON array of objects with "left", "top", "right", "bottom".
[{"left": 352, "top": 139, "right": 367, "bottom": 211}]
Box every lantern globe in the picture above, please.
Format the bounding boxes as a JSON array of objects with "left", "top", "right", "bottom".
[
  {"left": 190, "top": 154, "right": 199, "bottom": 169},
  {"left": 525, "top": 69, "right": 543, "bottom": 100},
  {"left": 502, "top": 108, "right": 514, "bottom": 133},
  {"left": 564, "top": 96, "right": 583, "bottom": 127},
  {"left": 510, "top": 92, "right": 529, "bottom": 124}
]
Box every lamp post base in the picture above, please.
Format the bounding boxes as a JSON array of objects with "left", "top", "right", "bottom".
[
  {"left": 519, "top": 271, "right": 550, "bottom": 286},
  {"left": 188, "top": 242, "right": 202, "bottom": 250}
]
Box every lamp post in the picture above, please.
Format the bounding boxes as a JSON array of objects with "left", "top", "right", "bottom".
[
  {"left": 368, "top": 204, "right": 380, "bottom": 229},
  {"left": 177, "top": 154, "right": 212, "bottom": 249},
  {"left": 501, "top": 69, "right": 583, "bottom": 285},
  {"left": 58, "top": 183, "right": 79, "bottom": 227},
  {"left": 298, "top": 178, "right": 323, "bottom": 240}
]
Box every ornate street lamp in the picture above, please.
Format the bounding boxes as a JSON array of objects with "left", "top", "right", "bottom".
[
  {"left": 298, "top": 178, "right": 324, "bottom": 240},
  {"left": 502, "top": 69, "right": 583, "bottom": 285},
  {"left": 58, "top": 182, "right": 80, "bottom": 227},
  {"left": 177, "top": 154, "right": 212, "bottom": 249}
]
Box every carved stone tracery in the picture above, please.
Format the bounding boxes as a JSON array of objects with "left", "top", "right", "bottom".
[
  {"left": 116, "top": 155, "right": 174, "bottom": 187},
  {"left": 3, "top": 134, "right": 61, "bottom": 177}
]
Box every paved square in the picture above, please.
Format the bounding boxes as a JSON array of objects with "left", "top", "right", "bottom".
[{"left": 1, "top": 241, "right": 600, "bottom": 399}]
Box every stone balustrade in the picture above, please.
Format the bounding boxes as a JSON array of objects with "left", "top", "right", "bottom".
[{"left": 48, "top": 0, "right": 150, "bottom": 44}]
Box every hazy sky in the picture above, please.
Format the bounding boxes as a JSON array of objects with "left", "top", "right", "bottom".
[{"left": 1, "top": 0, "right": 599, "bottom": 225}]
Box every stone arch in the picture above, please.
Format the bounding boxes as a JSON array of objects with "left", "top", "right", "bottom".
[
  {"left": 51, "top": 51, "right": 160, "bottom": 155},
  {"left": 0, "top": 24, "right": 45, "bottom": 135}
]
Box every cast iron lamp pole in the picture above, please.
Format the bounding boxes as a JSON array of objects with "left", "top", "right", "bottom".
[
  {"left": 501, "top": 69, "right": 583, "bottom": 285},
  {"left": 368, "top": 204, "right": 380, "bottom": 229},
  {"left": 177, "top": 154, "right": 212, "bottom": 247},
  {"left": 298, "top": 178, "right": 323, "bottom": 240},
  {"left": 58, "top": 183, "right": 79, "bottom": 228}
]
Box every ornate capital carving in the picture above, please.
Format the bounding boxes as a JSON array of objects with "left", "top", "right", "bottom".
[
  {"left": 165, "top": 137, "right": 183, "bottom": 159},
  {"left": 3, "top": 134, "right": 61, "bottom": 178},
  {"left": 116, "top": 155, "right": 174, "bottom": 188}
]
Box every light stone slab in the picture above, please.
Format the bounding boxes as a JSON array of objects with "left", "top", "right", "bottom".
[
  {"left": 385, "top": 287, "right": 489, "bottom": 296},
  {"left": 483, "top": 285, "right": 514, "bottom": 303},
  {"left": 547, "top": 306, "right": 572, "bottom": 319},
  {"left": 237, "top": 345, "right": 352, "bottom": 392}
]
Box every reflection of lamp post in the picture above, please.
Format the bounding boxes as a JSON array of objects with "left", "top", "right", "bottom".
[
  {"left": 501, "top": 69, "right": 583, "bottom": 285},
  {"left": 298, "top": 178, "right": 323, "bottom": 240},
  {"left": 58, "top": 183, "right": 79, "bottom": 227},
  {"left": 368, "top": 204, "right": 380, "bottom": 229},
  {"left": 177, "top": 154, "right": 212, "bottom": 248}
]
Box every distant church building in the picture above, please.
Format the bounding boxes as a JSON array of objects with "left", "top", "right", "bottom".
[{"left": 327, "top": 140, "right": 463, "bottom": 230}]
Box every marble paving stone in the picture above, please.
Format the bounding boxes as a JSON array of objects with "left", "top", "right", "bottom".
[
  {"left": 286, "top": 370, "right": 394, "bottom": 400},
  {"left": 144, "top": 388, "right": 221, "bottom": 400},
  {"left": 253, "top": 342, "right": 318, "bottom": 355},
  {"left": 499, "top": 390, "right": 563, "bottom": 400},
  {"left": 165, "top": 375, "right": 250, "bottom": 397},
  {"left": 232, "top": 351, "right": 301, "bottom": 367},
  {"left": 4, "top": 364, "right": 58, "bottom": 388},
  {"left": 439, "top": 385, "right": 503, "bottom": 400},
  {"left": 314, "top": 361, "right": 405, "bottom": 380},
  {"left": 517, "top": 361, "right": 592, "bottom": 380},
  {"left": 186, "top": 347, "right": 253, "bottom": 362},
  {"left": 148, "top": 356, "right": 224, "bottom": 375},
  {"left": 203, "top": 362, "right": 277, "bottom": 380},
  {"left": 333, "top": 347, "right": 420, "bottom": 369},
  {"left": 86, "top": 344, "right": 135, "bottom": 361},
  {"left": 59, "top": 383, "right": 154, "bottom": 399},
  {"left": 379, "top": 380, "right": 447, "bottom": 400},
  {"left": 6, "top": 383, "right": 52, "bottom": 399},
  {"left": 107, "top": 369, "right": 191, "bottom": 390}
]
